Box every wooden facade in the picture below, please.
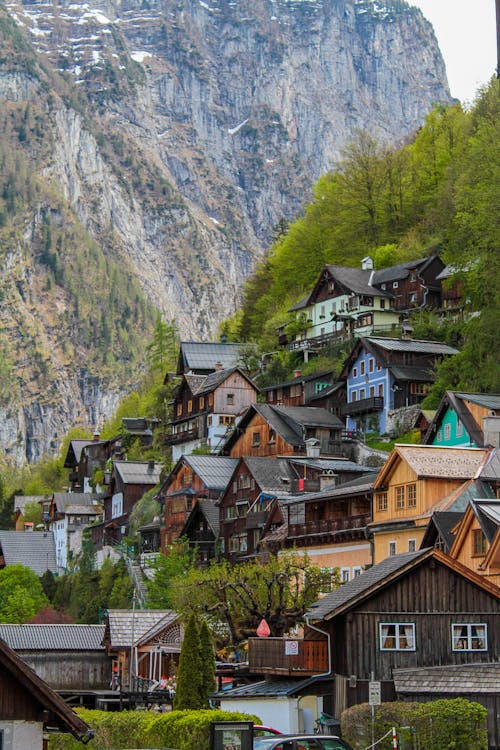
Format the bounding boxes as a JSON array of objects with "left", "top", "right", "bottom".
[
  {"left": 228, "top": 411, "right": 294, "bottom": 458},
  {"left": 248, "top": 637, "right": 328, "bottom": 676},
  {"left": 450, "top": 500, "right": 500, "bottom": 585}
]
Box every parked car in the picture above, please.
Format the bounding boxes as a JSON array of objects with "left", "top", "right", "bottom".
[
  {"left": 254, "top": 725, "right": 283, "bottom": 737},
  {"left": 253, "top": 735, "right": 353, "bottom": 750}
]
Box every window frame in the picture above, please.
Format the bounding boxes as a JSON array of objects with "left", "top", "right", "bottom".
[
  {"left": 396, "top": 485, "right": 405, "bottom": 509},
  {"left": 452, "top": 623, "right": 487, "bottom": 652},
  {"left": 379, "top": 622, "right": 416, "bottom": 651},
  {"left": 407, "top": 483, "right": 417, "bottom": 508}
]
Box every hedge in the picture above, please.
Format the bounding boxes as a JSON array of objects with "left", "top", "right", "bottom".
[
  {"left": 341, "top": 698, "right": 487, "bottom": 750},
  {"left": 49, "top": 708, "right": 261, "bottom": 750}
]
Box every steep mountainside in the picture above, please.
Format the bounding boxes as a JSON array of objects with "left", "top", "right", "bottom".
[{"left": 0, "top": 0, "right": 451, "bottom": 462}]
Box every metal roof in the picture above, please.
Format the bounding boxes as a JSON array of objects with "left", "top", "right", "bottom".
[
  {"left": 182, "top": 455, "right": 239, "bottom": 490},
  {"left": 178, "top": 342, "right": 241, "bottom": 373},
  {"left": 243, "top": 457, "right": 298, "bottom": 493},
  {"left": 366, "top": 337, "right": 458, "bottom": 355},
  {"left": 276, "top": 406, "right": 344, "bottom": 429},
  {"left": 371, "top": 255, "right": 435, "bottom": 285},
  {"left": 214, "top": 678, "right": 310, "bottom": 699},
  {"left": 52, "top": 493, "right": 103, "bottom": 512},
  {"left": 325, "top": 265, "right": 392, "bottom": 297},
  {"left": 114, "top": 461, "right": 161, "bottom": 485},
  {"left": 107, "top": 610, "right": 178, "bottom": 648},
  {"left": 453, "top": 392, "right": 500, "bottom": 411},
  {"left": 0, "top": 530, "right": 58, "bottom": 575},
  {"left": 0, "top": 624, "right": 105, "bottom": 651},
  {"left": 288, "top": 458, "right": 378, "bottom": 474},
  {"left": 393, "top": 663, "right": 500, "bottom": 694}
]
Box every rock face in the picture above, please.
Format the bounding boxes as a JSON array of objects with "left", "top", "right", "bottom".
[{"left": 0, "top": 0, "right": 451, "bottom": 462}]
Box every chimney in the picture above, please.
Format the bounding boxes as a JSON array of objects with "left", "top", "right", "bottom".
[
  {"left": 483, "top": 416, "right": 500, "bottom": 447},
  {"left": 214, "top": 361, "right": 223, "bottom": 371},
  {"left": 293, "top": 369, "right": 302, "bottom": 379},
  {"left": 319, "top": 471, "right": 337, "bottom": 490},
  {"left": 401, "top": 324, "right": 413, "bottom": 340},
  {"left": 148, "top": 459, "right": 155, "bottom": 473},
  {"left": 305, "top": 437, "right": 320, "bottom": 458},
  {"left": 361, "top": 256, "right": 374, "bottom": 271}
]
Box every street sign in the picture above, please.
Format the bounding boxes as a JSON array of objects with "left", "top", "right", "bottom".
[{"left": 369, "top": 680, "right": 381, "bottom": 706}]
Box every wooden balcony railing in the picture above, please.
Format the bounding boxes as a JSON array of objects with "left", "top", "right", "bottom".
[
  {"left": 341, "top": 396, "right": 383, "bottom": 417},
  {"left": 164, "top": 428, "right": 199, "bottom": 445},
  {"left": 287, "top": 514, "right": 371, "bottom": 540},
  {"left": 248, "top": 637, "right": 329, "bottom": 676}
]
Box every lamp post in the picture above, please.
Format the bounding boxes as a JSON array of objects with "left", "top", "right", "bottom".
[{"left": 129, "top": 591, "right": 137, "bottom": 689}]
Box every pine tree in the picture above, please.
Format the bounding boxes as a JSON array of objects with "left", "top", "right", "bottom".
[
  {"left": 173, "top": 614, "right": 203, "bottom": 710},
  {"left": 199, "top": 619, "right": 216, "bottom": 708}
]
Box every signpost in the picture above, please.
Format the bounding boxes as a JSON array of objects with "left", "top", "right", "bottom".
[{"left": 369, "top": 677, "right": 381, "bottom": 748}]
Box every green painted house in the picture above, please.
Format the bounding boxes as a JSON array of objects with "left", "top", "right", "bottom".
[{"left": 424, "top": 391, "right": 500, "bottom": 448}]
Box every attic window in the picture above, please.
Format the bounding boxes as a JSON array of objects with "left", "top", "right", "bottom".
[
  {"left": 472, "top": 528, "right": 487, "bottom": 556},
  {"left": 268, "top": 428, "right": 276, "bottom": 444},
  {"left": 393, "top": 281, "right": 399, "bottom": 289},
  {"left": 252, "top": 432, "right": 261, "bottom": 447},
  {"left": 226, "top": 393, "right": 235, "bottom": 405}
]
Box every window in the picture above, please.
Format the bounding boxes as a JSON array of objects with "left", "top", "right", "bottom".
[
  {"left": 472, "top": 528, "right": 487, "bottom": 556},
  {"left": 360, "top": 361, "right": 365, "bottom": 375},
  {"left": 199, "top": 396, "right": 205, "bottom": 410},
  {"left": 207, "top": 415, "right": 212, "bottom": 426},
  {"left": 376, "top": 492, "right": 388, "bottom": 512},
  {"left": 359, "top": 388, "right": 365, "bottom": 400},
  {"left": 252, "top": 431, "right": 261, "bottom": 447},
  {"left": 369, "top": 358, "right": 374, "bottom": 372},
  {"left": 381, "top": 283, "right": 386, "bottom": 290},
  {"left": 389, "top": 540, "right": 397, "bottom": 556},
  {"left": 187, "top": 399, "right": 193, "bottom": 413},
  {"left": 444, "top": 423, "right": 451, "bottom": 440},
  {"left": 452, "top": 623, "right": 487, "bottom": 651},
  {"left": 176, "top": 403, "right": 182, "bottom": 417},
  {"left": 219, "top": 415, "right": 235, "bottom": 425},
  {"left": 378, "top": 383, "right": 383, "bottom": 397},
  {"left": 268, "top": 428, "right": 276, "bottom": 444},
  {"left": 353, "top": 367, "right": 358, "bottom": 378},
  {"left": 407, "top": 483, "right": 417, "bottom": 508},
  {"left": 352, "top": 391, "right": 357, "bottom": 402},
  {"left": 409, "top": 271, "right": 417, "bottom": 282},
  {"left": 225, "top": 505, "right": 236, "bottom": 519},
  {"left": 380, "top": 623, "right": 415, "bottom": 651},
  {"left": 393, "top": 281, "right": 399, "bottom": 288},
  {"left": 341, "top": 568, "right": 350, "bottom": 583},
  {"left": 226, "top": 393, "right": 235, "bottom": 405},
  {"left": 369, "top": 385, "right": 375, "bottom": 397},
  {"left": 410, "top": 382, "right": 429, "bottom": 395},
  {"left": 437, "top": 428, "right": 442, "bottom": 443},
  {"left": 456, "top": 419, "right": 463, "bottom": 437},
  {"left": 396, "top": 486, "right": 405, "bottom": 509},
  {"left": 408, "top": 538, "right": 416, "bottom": 552},
  {"left": 353, "top": 566, "right": 362, "bottom": 578},
  {"left": 380, "top": 299, "right": 386, "bottom": 309}
]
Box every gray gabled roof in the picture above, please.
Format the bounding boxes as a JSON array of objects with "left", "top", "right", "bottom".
[
  {"left": 371, "top": 255, "right": 436, "bottom": 285},
  {"left": 243, "top": 456, "right": 298, "bottom": 494},
  {"left": 325, "top": 264, "right": 393, "bottom": 297},
  {"left": 106, "top": 610, "right": 179, "bottom": 648},
  {"left": 480, "top": 447, "right": 500, "bottom": 480},
  {"left": 471, "top": 500, "right": 500, "bottom": 544},
  {"left": 113, "top": 461, "right": 161, "bottom": 486},
  {"left": 52, "top": 492, "right": 103, "bottom": 512},
  {"left": 177, "top": 341, "right": 241, "bottom": 374},
  {"left": 182, "top": 455, "right": 239, "bottom": 491},
  {"left": 288, "top": 457, "right": 378, "bottom": 474},
  {"left": 366, "top": 337, "right": 458, "bottom": 356},
  {"left": 276, "top": 406, "right": 344, "bottom": 429},
  {"left": 419, "top": 511, "right": 464, "bottom": 552},
  {"left": 0, "top": 530, "right": 58, "bottom": 575},
  {"left": 0, "top": 624, "right": 105, "bottom": 651},
  {"left": 307, "top": 549, "right": 431, "bottom": 621},
  {"left": 13, "top": 495, "right": 46, "bottom": 513}
]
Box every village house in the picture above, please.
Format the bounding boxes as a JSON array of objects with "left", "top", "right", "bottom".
[
  {"left": 423, "top": 391, "right": 500, "bottom": 448},
  {"left": 178, "top": 496, "right": 221, "bottom": 565},
  {"left": 222, "top": 404, "right": 344, "bottom": 459},
  {"left": 159, "top": 454, "right": 237, "bottom": 549},
  {"left": 166, "top": 366, "right": 259, "bottom": 460},
  {"left": 339, "top": 336, "right": 458, "bottom": 435},
  {"left": 90, "top": 460, "right": 161, "bottom": 550},
  {"left": 218, "top": 456, "right": 299, "bottom": 562},
  {"left": 261, "top": 472, "right": 375, "bottom": 581},
  {"left": 13, "top": 495, "right": 46, "bottom": 531},
  {"left": 38, "top": 492, "right": 103, "bottom": 571},
  {"left": 370, "top": 445, "right": 490, "bottom": 563},
  {"left": 0, "top": 636, "right": 92, "bottom": 749},
  {"left": 0, "top": 530, "right": 58, "bottom": 576},
  {"left": 261, "top": 370, "right": 334, "bottom": 408},
  {"left": 449, "top": 498, "right": 500, "bottom": 585},
  {"left": 63, "top": 434, "right": 124, "bottom": 493},
  {"left": 279, "top": 255, "right": 445, "bottom": 359},
  {"left": 171, "top": 340, "right": 242, "bottom": 378}
]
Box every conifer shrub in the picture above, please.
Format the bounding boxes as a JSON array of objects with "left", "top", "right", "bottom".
[
  {"left": 173, "top": 613, "right": 203, "bottom": 710},
  {"left": 341, "top": 698, "right": 487, "bottom": 750}
]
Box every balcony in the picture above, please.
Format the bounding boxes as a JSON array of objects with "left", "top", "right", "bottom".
[
  {"left": 248, "top": 637, "right": 329, "bottom": 676},
  {"left": 341, "top": 396, "right": 383, "bottom": 417},
  {"left": 287, "top": 514, "right": 371, "bottom": 543},
  {"left": 164, "top": 428, "right": 199, "bottom": 445},
  {"left": 246, "top": 510, "right": 268, "bottom": 530}
]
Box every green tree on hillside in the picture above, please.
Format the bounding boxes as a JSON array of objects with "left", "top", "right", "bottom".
[{"left": 0, "top": 565, "right": 49, "bottom": 623}]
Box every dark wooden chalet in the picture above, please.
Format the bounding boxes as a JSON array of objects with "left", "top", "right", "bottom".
[
  {"left": 166, "top": 367, "right": 259, "bottom": 460},
  {"left": 90, "top": 460, "right": 161, "bottom": 549},
  {"left": 218, "top": 456, "right": 299, "bottom": 562},
  {"left": 179, "top": 498, "right": 220, "bottom": 565},
  {"left": 159, "top": 455, "right": 238, "bottom": 550},
  {"left": 221, "top": 404, "right": 344, "bottom": 459},
  {"left": 63, "top": 434, "right": 124, "bottom": 493},
  {"left": 262, "top": 370, "right": 334, "bottom": 408},
  {"left": 370, "top": 254, "right": 445, "bottom": 310},
  {"left": 0, "top": 636, "right": 92, "bottom": 748}
]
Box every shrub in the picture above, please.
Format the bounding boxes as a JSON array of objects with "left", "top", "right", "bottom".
[
  {"left": 341, "top": 698, "right": 487, "bottom": 750},
  {"left": 48, "top": 708, "right": 260, "bottom": 750}
]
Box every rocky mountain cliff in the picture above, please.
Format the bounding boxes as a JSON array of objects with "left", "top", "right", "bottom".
[{"left": 0, "top": 0, "right": 451, "bottom": 463}]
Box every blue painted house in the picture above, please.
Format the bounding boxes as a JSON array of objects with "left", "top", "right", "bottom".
[
  {"left": 423, "top": 391, "right": 500, "bottom": 447},
  {"left": 339, "top": 337, "right": 458, "bottom": 434}
]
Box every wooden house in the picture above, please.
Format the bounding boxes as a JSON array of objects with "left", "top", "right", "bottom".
[
  {"left": 172, "top": 340, "right": 242, "bottom": 378},
  {"left": 90, "top": 460, "right": 161, "bottom": 549},
  {"left": 159, "top": 455, "right": 238, "bottom": 550},
  {"left": 301, "top": 548, "right": 500, "bottom": 749},
  {"left": 261, "top": 370, "right": 334, "bottom": 408},
  {"left": 104, "top": 609, "right": 182, "bottom": 689},
  {"left": 423, "top": 391, "right": 500, "bottom": 448},
  {"left": 449, "top": 499, "right": 500, "bottom": 585},
  {"left": 370, "top": 445, "right": 490, "bottom": 563},
  {"left": 64, "top": 435, "right": 124, "bottom": 494},
  {"left": 222, "top": 404, "right": 344, "bottom": 459},
  {"left": 0, "top": 635, "right": 92, "bottom": 748},
  {"left": 218, "top": 456, "right": 298, "bottom": 562},
  {"left": 339, "top": 336, "right": 458, "bottom": 435},
  {"left": 178, "top": 498, "right": 220, "bottom": 565},
  {"left": 166, "top": 367, "right": 259, "bottom": 460},
  {"left": 261, "top": 473, "right": 374, "bottom": 580},
  {"left": 0, "top": 624, "right": 109, "bottom": 693}
]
